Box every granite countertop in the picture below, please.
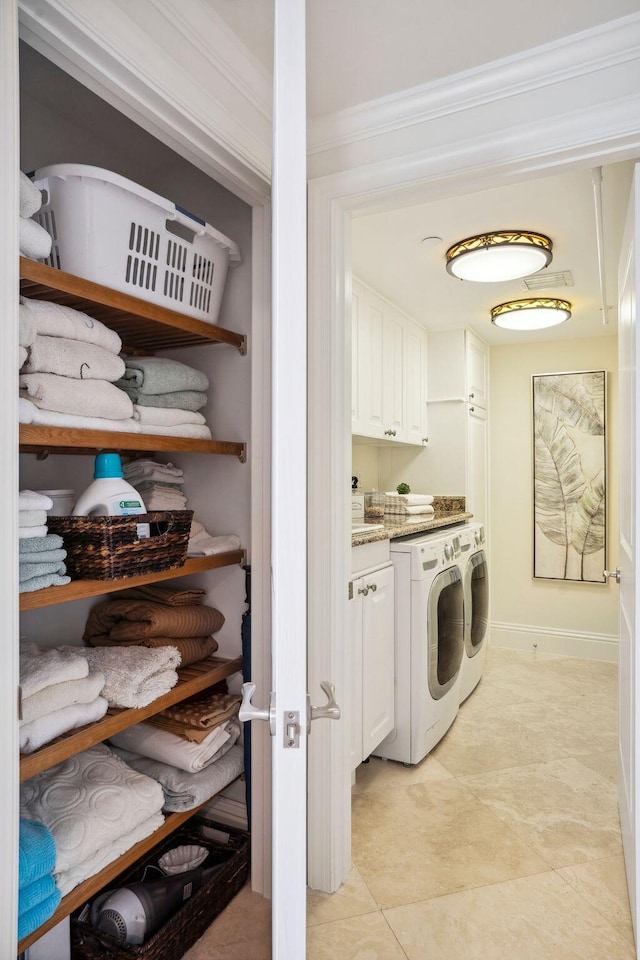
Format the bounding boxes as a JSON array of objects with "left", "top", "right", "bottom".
[{"left": 352, "top": 496, "right": 472, "bottom": 546}]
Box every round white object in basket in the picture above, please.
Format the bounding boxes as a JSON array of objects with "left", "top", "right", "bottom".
[
  {"left": 36, "top": 489, "right": 76, "bottom": 516},
  {"left": 158, "top": 844, "right": 209, "bottom": 876}
]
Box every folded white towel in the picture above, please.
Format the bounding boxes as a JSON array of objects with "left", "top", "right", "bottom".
[
  {"left": 20, "top": 373, "right": 134, "bottom": 420},
  {"left": 123, "top": 459, "right": 184, "bottom": 480},
  {"left": 62, "top": 645, "right": 181, "bottom": 709},
  {"left": 187, "top": 531, "right": 241, "bottom": 557},
  {"left": 132, "top": 405, "right": 206, "bottom": 427},
  {"left": 384, "top": 504, "right": 435, "bottom": 516},
  {"left": 138, "top": 423, "right": 212, "bottom": 440},
  {"left": 19, "top": 490, "right": 53, "bottom": 511},
  {"left": 21, "top": 668, "right": 106, "bottom": 725},
  {"left": 19, "top": 509, "right": 48, "bottom": 527},
  {"left": 18, "top": 524, "right": 49, "bottom": 540},
  {"left": 19, "top": 216, "right": 52, "bottom": 260},
  {"left": 20, "top": 696, "right": 108, "bottom": 754},
  {"left": 20, "top": 171, "right": 42, "bottom": 218},
  {"left": 19, "top": 640, "right": 88, "bottom": 699},
  {"left": 19, "top": 345, "right": 28, "bottom": 368},
  {"left": 109, "top": 717, "right": 239, "bottom": 774},
  {"left": 20, "top": 297, "right": 122, "bottom": 355},
  {"left": 19, "top": 304, "right": 37, "bottom": 347},
  {"left": 384, "top": 493, "right": 434, "bottom": 505},
  {"left": 20, "top": 743, "right": 165, "bottom": 895},
  {"left": 23, "top": 335, "right": 126, "bottom": 382},
  {"left": 19, "top": 396, "right": 139, "bottom": 433}
]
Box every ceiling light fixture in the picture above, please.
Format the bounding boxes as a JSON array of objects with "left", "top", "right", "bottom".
[
  {"left": 446, "top": 230, "right": 553, "bottom": 282},
  {"left": 490, "top": 297, "right": 571, "bottom": 330}
]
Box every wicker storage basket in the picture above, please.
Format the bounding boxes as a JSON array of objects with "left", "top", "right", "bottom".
[
  {"left": 71, "top": 818, "right": 250, "bottom": 960},
  {"left": 48, "top": 511, "right": 193, "bottom": 580}
]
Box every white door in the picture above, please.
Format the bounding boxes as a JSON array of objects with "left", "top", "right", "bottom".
[{"left": 618, "top": 163, "right": 640, "bottom": 947}]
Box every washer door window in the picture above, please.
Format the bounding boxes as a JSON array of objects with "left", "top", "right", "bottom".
[
  {"left": 465, "top": 550, "right": 488, "bottom": 658},
  {"left": 427, "top": 566, "right": 464, "bottom": 700}
]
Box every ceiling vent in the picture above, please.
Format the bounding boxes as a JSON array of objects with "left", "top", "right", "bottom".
[{"left": 521, "top": 270, "right": 574, "bottom": 291}]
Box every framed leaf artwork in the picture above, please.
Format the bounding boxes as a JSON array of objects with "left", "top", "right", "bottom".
[{"left": 532, "top": 370, "right": 606, "bottom": 582}]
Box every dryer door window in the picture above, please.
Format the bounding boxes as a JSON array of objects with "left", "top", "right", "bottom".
[
  {"left": 428, "top": 566, "right": 464, "bottom": 700},
  {"left": 465, "top": 550, "right": 489, "bottom": 657}
]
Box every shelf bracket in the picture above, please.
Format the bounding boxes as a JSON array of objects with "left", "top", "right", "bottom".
[
  {"left": 36, "top": 449, "right": 50, "bottom": 461},
  {"left": 238, "top": 444, "right": 247, "bottom": 464},
  {"left": 238, "top": 335, "right": 248, "bottom": 356}
]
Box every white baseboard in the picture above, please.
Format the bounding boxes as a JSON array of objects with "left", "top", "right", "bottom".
[{"left": 490, "top": 621, "right": 618, "bottom": 663}]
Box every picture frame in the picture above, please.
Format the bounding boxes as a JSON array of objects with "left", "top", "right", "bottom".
[{"left": 532, "top": 370, "right": 606, "bottom": 583}]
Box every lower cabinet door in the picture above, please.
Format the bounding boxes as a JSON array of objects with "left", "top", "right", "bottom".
[
  {"left": 361, "top": 564, "right": 395, "bottom": 759},
  {"left": 350, "top": 577, "right": 364, "bottom": 771}
]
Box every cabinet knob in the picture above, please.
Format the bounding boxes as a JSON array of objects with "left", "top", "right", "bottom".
[
  {"left": 469, "top": 393, "right": 475, "bottom": 399},
  {"left": 469, "top": 406, "right": 475, "bottom": 413},
  {"left": 358, "top": 585, "right": 369, "bottom": 596},
  {"left": 384, "top": 429, "right": 392, "bottom": 436},
  {"left": 391, "top": 429, "right": 396, "bottom": 437},
  {"left": 366, "top": 582, "right": 378, "bottom": 592},
  {"left": 422, "top": 437, "right": 429, "bottom": 444}
]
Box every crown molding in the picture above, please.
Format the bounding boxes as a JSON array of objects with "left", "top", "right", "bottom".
[{"left": 308, "top": 13, "right": 640, "bottom": 157}]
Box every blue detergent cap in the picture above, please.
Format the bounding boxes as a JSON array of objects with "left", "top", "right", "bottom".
[{"left": 94, "top": 452, "right": 124, "bottom": 479}]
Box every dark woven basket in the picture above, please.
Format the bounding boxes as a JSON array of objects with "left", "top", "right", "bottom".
[
  {"left": 48, "top": 511, "right": 193, "bottom": 581},
  {"left": 71, "top": 818, "right": 250, "bottom": 960}
]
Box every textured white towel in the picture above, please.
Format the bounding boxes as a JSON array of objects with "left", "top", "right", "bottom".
[
  {"left": 20, "top": 171, "right": 42, "bottom": 218},
  {"left": 21, "top": 668, "right": 106, "bottom": 725},
  {"left": 19, "top": 640, "right": 88, "bottom": 699},
  {"left": 109, "top": 718, "right": 239, "bottom": 774},
  {"left": 20, "top": 373, "right": 134, "bottom": 420},
  {"left": 19, "top": 345, "right": 28, "bottom": 368},
  {"left": 19, "top": 217, "right": 52, "bottom": 260},
  {"left": 143, "top": 492, "right": 188, "bottom": 511},
  {"left": 19, "top": 490, "right": 53, "bottom": 511},
  {"left": 132, "top": 405, "right": 206, "bottom": 427},
  {"left": 384, "top": 493, "right": 434, "bottom": 505},
  {"left": 19, "top": 509, "right": 48, "bottom": 527},
  {"left": 23, "top": 336, "right": 126, "bottom": 382},
  {"left": 18, "top": 525, "right": 49, "bottom": 540},
  {"left": 62, "top": 645, "right": 181, "bottom": 709},
  {"left": 20, "top": 744, "right": 165, "bottom": 894},
  {"left": 20, "top": 298, "right": 122, "bottom": 355},
  {"left": 19, "top": 305, "right": 37, "bottom": 347},
  {"left": 19, "top": 397, "right": 139, "bottom": 433},
  {"left": 20, "top": 696, "right": 108, "bottom": 754},
  {"left": 139, "top": 423, "right": 212, "bottom": 440},
  {"left": 123, "top": 459, "right": 184, "bottom": 481},
  {"left": 384, "top": 504, "right": 435, "bottom": 516},
  {"left": 187, "top": 531, "right": 241, "bottom": 557}
]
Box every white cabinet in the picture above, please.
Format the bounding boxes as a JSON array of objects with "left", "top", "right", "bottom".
[
  {"left": 352, "top": 278, "right": 427, "bottom": 446},
  {"left": 425, "top": 328, "right": 489, "bottom": 524},
  {"left": 350, "top": 559, "right": 395, "bottom": 770}
]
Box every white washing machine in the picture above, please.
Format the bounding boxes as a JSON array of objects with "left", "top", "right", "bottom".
[
  {"left": 458, "top": 522, "right": 489, "bottom": 704},
  {"left": 374, "top": 527, "right": 465, "bottom": 765}
]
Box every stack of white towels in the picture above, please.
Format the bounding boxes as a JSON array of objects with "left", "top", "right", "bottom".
[
  {"left": 115, "top": 356, "right": 212, "bottom": 439},
  {"left": 383, "top": 492, "right": 435, "bottom": 517},
  {"left": 19, "top": 641, "right": 108, "bottom": 755},
  {"left": 19, "top": 171, "right": 52, "bottom": 263},
  {"left": 18, "top": 298, "right": 137, "bottom": 431},
  {"left": 19, "top": 490, "right": 70, "bottom": 593}
]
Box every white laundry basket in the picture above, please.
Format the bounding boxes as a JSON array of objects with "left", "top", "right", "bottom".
[{"left": 31, "top": 164, "right": 241, "bottom": 324}]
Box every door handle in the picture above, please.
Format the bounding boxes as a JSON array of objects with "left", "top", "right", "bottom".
[
  {"left": 307, "top": 680, "right": 341, "bottom": 732},
  {"left": 603, "top": 568, "right": 621, "bottom": 584},
  {"left": 239, "top": 681, "right": 276, "bottom": 735}
]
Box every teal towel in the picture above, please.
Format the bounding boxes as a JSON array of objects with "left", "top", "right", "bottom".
[
  {"left": 19, "top": 560, "right": 67, "bottom": 583},
  {"left": 117, "top": 386, "right": 208, "bottom": 411},
  {"left": 17, "top": 547, "right": 66, "bottom": 565},
  {"left": 119, "top": 356, "right": 209, "bottom": 395},
  {"left": 19, "top": 873, "right": 57, "bottom": 914},
  {"left": 19, "top": 571, "right": 71, "bottom": 593},
  {"left": 18, "top": 888, "right": 61, "bottom": 941},
  {"left": 19, "top": 818, "right": 56, "bottom": 887},
  {"left": 19, "top": 534, "right": 64, "bottom": 554}
]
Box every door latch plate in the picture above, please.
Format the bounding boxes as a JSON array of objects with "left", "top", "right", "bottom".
[{"left": 283, "top": 710, "right": 301, "bottom": 748}]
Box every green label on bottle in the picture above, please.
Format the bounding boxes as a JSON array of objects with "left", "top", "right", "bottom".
[{"left": 120, "top": 500, "right": 142, "bottom": 509}]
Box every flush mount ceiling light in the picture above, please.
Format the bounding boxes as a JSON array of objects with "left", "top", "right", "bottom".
[
  {"left": 445, "top": 230, "right": 553, "bottom": 282},
  {"left": 491, "top": 297, "right": 572, "bottom": 330}
]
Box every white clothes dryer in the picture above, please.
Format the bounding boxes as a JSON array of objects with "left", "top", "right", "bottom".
[
  {"left": 458, "top": 522, "right": 489, "bottom": 704},
  {"left": 374, "top": 527, "right": 465, "bottom": 765}
]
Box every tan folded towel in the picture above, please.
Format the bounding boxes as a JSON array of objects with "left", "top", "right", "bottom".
[
  {"left": 155, "top": 690, "right": 242, "bottom": 732},
  {"left": 19, "top": 373, "right": 134, "bottom": 420},
  {"left": 118, "top": 585, "right": 206, "bottom": 606},
  {"left": 83, "top": 598, "right": 224, "bottom": 642},
  {"left": 86, "top": 635, "right": 218, "bottom": 667}
]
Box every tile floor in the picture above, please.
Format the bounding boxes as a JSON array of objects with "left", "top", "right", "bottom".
[{"left": 183, "top": 646, "right": 634, "bottom": 959}]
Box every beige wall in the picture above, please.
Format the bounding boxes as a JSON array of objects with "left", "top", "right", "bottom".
[{"left": 490, "top": 336, "right": 619, "bottom": 645}]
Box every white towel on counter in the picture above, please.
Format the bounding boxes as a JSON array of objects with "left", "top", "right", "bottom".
[
  {"left": 384, "top": 504, "right": 435, "bottom": 516},
  {"left": 187, "top": 530, "right": 241, "bottom": 558},
  {"left": 19, "top": 509, "right": 48, "bottom": 527},
  {"left": 109, "top": 717, "right": 240, "bottom": 774},
  {"left": 138, "top": 423, "right": 212, "bottom": 440},
  {"left": 21, "top": 668, "right": 106, "bottom": 725},
  {"left": 20, "top": 297, "right": 123, "bottom": 355},
  {"left": 61, "top": 644, "right": 181, "bottom": 709},
  {"left": 20, "top": 696, "right": 108, "bottom": 754},
  {"left": 20, "top": 373, "right": 134, "bottom": 420},
  {"left": 20, "top": 171, "right": 42, "bottom": 219},
  {"left": 132, "top": 405, "right": 206, "bottom": 427},
  {"left": 19, "top": 216, "right": 52, "bottom": 260},
  {"left": 19, "top": 640, "right": 88, "bottom": 699},
  {"left": 23, "top": 335, "right": 126, "bottom": 382},
  {"left": 19, "top": 397, "right": 139, "bottom": 433},
  {"left": 18, "top": 524, "right": 49, "bottom": 540},
  {"left": 20, "top": 744, "right": 165, "bottom": 895},
  {"left": 384, "top": 493, "right": 434, "bottom": 505},
  {"left": 19, "top": 345, "right": 27, "bottom": 368},
  {"left": 19, "top": 490, "right": 53, "bottom": 512}
]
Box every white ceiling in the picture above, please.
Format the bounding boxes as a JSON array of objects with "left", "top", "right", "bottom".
[{"left": 211, "top": 2, "right": 639, "bottom": 344}]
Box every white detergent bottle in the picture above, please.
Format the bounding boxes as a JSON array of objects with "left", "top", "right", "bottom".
[{"left": 73, "top": 453, "right": 149, "bottom": 536}]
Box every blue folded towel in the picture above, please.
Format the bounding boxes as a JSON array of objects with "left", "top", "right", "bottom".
[
  {"left": 19, "top": 818, "right": 56, "bottom": 887},
  {"left": 19, "top": 534, "right": 64, "bottom": 554},
  {"left": 19, "top": 873, "right": 57, "bottom": 915},
  {"left": 19, "top": 571, "right": 71, "bottom": 593},
  {"left": 18, "top": 888, "right": 61, "bottom": 941}
]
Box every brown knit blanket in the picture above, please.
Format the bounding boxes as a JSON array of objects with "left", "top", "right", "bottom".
[
  {"left": 83, "top": 599, "right": 225, "bottom": 642},
  {"left": 117, "top": 585, "right": 206, "bottom": 606},
  {"left": 86, "top": 635, "right": 218, "bottom": 667},
  {"left": 146, "top": 690, "right": 242, "bottom": 742}
]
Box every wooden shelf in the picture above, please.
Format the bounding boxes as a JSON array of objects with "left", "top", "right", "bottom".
[
  {"left": 20, "top": 551, "right": 245, "bottom": 610},
  {"left": 17, "top": 801, "right": 209, "bottom": 953},
  {"left": 19, "top": 258, "right": 246, "bottom": 354},
  {"left": 20, "top": 656, "right": 243, "bottom": 782},
  {"left": 19, "top": 424, "right": 246, "bottom": 460}
]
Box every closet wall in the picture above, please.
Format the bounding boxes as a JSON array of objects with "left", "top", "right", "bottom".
[{"left": 19, "top": 43, "right": 253, "bottom": 662}]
